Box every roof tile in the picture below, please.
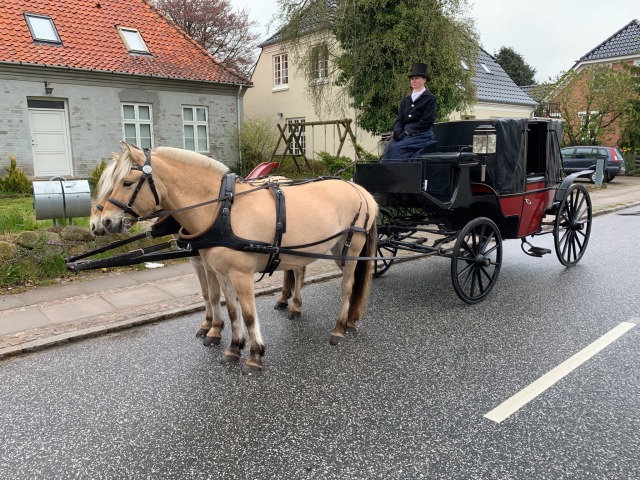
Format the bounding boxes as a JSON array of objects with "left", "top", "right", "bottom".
[
  {"left": 0, "top": 0, "right": 250, "bottom": 85},
  {"left": 579, "top": 19, "right": 640, "bottom": 61}
]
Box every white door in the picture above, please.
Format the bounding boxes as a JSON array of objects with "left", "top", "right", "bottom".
[{"left": 28, "top": 105, "right": 73, "bottom": 177}]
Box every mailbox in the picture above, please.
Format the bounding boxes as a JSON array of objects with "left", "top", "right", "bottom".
[
  {"left": 32, "top": 180, "right": 64, "bottom": 220},
  {"left": 61, "top": 180, "right": 91, "bottom": 218},
  {"left": 32, "top": 177, "right": 91, "bottom": 222}
]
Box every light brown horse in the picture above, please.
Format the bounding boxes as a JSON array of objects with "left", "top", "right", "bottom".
[
  {"left": 90, "top": 154, "right": 307, "bottom": 347},
  {"left": 100, "top": 143, "right": 378, "bottom": 374}
]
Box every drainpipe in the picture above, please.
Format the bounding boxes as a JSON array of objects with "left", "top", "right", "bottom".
[{"left": 237, "top": 85, "right": 244, "bottom": 173}]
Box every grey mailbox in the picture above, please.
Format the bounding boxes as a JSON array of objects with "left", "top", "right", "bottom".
[
  {"left": 32, "top": 177, "right": 91, "bottom": 223},
  {"left": 61, "top": 180, "right": 91, "bottom": 218},
  {"left": 32, "top": 180, "right": 64, "bottom": 220}
]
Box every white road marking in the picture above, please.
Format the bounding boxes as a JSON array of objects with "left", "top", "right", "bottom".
[{"left": 484, "top": 321, "right": 637, "bottom": 423}]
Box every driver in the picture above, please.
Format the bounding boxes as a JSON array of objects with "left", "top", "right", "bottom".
[{"left": 380, "top": 62, "right": 437, "bottom": 162}]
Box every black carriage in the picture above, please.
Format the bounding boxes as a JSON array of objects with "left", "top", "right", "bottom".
[{"left": 353, "top": 118, "right": 592, "bottom": 304}]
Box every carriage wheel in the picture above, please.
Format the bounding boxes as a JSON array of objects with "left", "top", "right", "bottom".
[
  {"left": 451, "top": 217, "right": 502, "bottom": 304},
  {"left": 554, "top": 183, "right": 592, "bottom": 266},
  {"left": 374, "top": 208, "right": 398, "bottom": 278}
]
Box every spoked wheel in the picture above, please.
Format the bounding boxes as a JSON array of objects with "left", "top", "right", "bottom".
[
  {"left": 374, "top": 208, "right": 398, "bottom": 278},
  {"left": 451, "top": 217, "right": 502, "bottom": 304},
  {"left": 554, "top": 183, "right": 592, "bottom": 266}
]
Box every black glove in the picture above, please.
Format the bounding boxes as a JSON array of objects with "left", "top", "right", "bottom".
[
  {"left": 396, "top": 131, "right": 407, "bottom": 141},
  {"left": 392, "top": 130, "right": 402, "bottom": 140},
  {"left": 405, "top": 128, "right": 415, "bottom": 136}
]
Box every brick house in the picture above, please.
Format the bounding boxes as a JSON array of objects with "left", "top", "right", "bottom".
[
  {"left": 546, "top": 19, "right": 640, "bottom": 146},
  {"left": 0, "top": 0, "right": 251, "bottom": 179}
]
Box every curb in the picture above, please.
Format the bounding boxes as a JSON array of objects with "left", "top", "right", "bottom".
[{"left": 0, "top": 270, "right": 342, "bottom": 360}]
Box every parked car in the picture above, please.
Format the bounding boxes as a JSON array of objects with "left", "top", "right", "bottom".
[{"left": 560, "top": 146, "right": 626, "bottom": 182}]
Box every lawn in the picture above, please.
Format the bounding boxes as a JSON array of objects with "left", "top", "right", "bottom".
[{"left": 0, "top": 195, "right": 89, "bottom": 236}]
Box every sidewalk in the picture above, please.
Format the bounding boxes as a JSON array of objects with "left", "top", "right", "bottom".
[{"left": 2, "top": 177, "right": 640, "bottom": 359}]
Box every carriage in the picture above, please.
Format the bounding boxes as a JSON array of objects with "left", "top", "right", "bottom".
[{"left": 353, "top": 117, "right": 593, "bottom": 304}]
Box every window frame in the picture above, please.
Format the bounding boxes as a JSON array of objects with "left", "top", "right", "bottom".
[
  {"left": 122, "top": 103, "right": 154, "bottom": 149},
  {"left": 117, "top": 26, "right": 150, "bottom": 54},
  {"left": 286, "top": 118, "right": 306, "bottom": 156},
  {"left": 24, "top": 13, "right": 61, "bottom": 44},
  {"left": 182, "top": 106, "right": 210, "bottom": 153},
  {"left": 273, "top": 53, "right": 289, "bottom": 90},
  {"left": 312, "top": 44, "right": 329, "bottom": 81}
]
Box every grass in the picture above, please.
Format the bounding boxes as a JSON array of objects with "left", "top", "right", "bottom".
[{"left": 0, "top": 195, "right": 90, "bottom": 235}]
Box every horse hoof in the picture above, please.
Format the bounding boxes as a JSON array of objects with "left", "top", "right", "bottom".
[
  {"left": 274, "top": 301, "right": 288, "bottom": 310},
  {"left": 288, "top": 311, "right": 301, "bottom": 320},
  {"left": 221, "top": 353, "right": 240, "bottom": 365},
  {"left": 242, "top": 362, "right": 263, "bottom": 375},
  {"left": 346, "top": 325, "right": 357, "bottom": 334},
  {"left": 203, "top": 336, "right": 221, "bottom": 347},
  {"left": 195, "top": 328, "right": 208, "bottom": 338},
  {"left": 329, "top": 334, "right": 344, "bottom": 346}
]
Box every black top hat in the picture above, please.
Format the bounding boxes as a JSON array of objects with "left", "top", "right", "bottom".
[{"left": 408, "top": 63, "right": 429, "bottom": 79}]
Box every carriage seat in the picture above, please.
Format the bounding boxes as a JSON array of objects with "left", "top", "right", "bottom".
[{"left": 415, "top": 151, "right": 478, "bottom": 198}]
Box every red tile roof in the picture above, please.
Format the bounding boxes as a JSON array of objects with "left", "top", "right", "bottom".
[{"left": 0, "top": 0, "right": 250, "bottom": 85}]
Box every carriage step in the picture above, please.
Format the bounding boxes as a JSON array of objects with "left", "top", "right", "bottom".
[{"left": 527, "top": 246, "right": 552, "bottom": 257}]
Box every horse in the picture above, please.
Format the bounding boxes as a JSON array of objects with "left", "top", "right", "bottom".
[
  {"left": 90, "top": 152, "right": 307, "bottom": 346},
  {"left": 100, "top": 142, "right": 378, "bottom": 374}
]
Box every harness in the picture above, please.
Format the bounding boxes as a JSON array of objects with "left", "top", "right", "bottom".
[
  {"left": 99, "top": 152, "right": 374, "bottom": 276},
  {"left": 176, "top": 173, "right": 288, "bottom": 276}
]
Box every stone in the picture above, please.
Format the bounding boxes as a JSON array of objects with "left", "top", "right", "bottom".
[
  {"left": 60, "top": 225, "right": 94, "bottom": 242},
  {"left": 0, "top": 240, "right": 18, "bottom": 260}
]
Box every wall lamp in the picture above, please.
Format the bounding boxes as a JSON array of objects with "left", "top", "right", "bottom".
[{"left": 44, "top": 81, "right": 53, "bottom": 95}]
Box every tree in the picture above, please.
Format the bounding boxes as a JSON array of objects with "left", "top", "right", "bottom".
[
  {"left": 554, "top": 65, "right": 637, "bottom": 146},
  {"left": 276, "top": 0, "right": 479, "bottom": 133},
  {"left": 154, "top": 0, "right": 260, "bottom": 77},
  {"left": 494, "top": 46, "right": 536, "bottom": 86},
  {"left": 619, "top": 62, "right": 640, "bottom": 156}
]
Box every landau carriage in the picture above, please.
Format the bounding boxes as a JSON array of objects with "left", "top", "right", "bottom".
[{"left": 67, "top": 117, "right": 592, "bottom": 372}]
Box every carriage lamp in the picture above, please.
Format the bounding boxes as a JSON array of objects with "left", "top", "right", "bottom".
[{"left": 472, "top": 124, "right": 496, "bottom": 181}]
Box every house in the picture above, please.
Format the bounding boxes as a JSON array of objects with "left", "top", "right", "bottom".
[
  {"left": 0, "top": 0, "right": 251, "bottom": 179},
  {"left": 544, "top": 19, "right": 640, "bottom": 146},
  {"left": 244, "top": 32, "right": 536, "bottom": 161}
]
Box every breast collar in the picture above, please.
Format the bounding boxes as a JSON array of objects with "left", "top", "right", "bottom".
[{"left": 175, "top": 173, "right": 287, "bottom": 276}]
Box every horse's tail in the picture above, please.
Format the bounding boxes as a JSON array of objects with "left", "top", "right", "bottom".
[{"left": 348, "top": 215, "right": 377, "bottom": 320}]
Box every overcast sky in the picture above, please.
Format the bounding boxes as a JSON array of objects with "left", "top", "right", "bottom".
[{"left": 230, "top": 0, "right": 640, "bottom": 83}]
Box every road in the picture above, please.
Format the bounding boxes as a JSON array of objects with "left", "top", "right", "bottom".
[{"left": 1, "top": 206, "right": 639, "bottom": 479}]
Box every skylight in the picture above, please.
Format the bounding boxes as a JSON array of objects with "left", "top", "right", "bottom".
[
  {"left": 25, "top": 14, "right": 61, "bottom": 44},
  {"left": 480, "top": 63, "right": 493, "bottom": 74},
  {"left": 117, "top": 26, "right": 149, "bottom": 53},
  {"left": 461, "top": 60, "right": 469, "bottom": 70}
]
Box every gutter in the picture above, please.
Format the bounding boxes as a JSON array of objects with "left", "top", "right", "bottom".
[{"left": 237, "top": 85, "right": 244, "bottom": 171}]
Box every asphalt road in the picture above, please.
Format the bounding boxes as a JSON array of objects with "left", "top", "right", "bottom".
[{"left": 1, "top": 206, "right": 639, "bottom": 479}]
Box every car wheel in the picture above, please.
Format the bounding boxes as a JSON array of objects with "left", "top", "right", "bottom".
[
  {"left": 608, "top": 174, "right": 616, "bottom": 182},
  {"left": 589, "top": 170, "right": 608, "bottom": 183}
]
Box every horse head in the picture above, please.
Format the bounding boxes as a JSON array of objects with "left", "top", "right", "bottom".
[{"left": 100, "top": 142, "right": 159, "bottom": 234}]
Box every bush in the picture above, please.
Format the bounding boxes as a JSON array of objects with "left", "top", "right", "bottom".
[
  {"left": 89, "top": 158, "right": 109, "bottom": 195},
  {"left": 0, "top": 155, "right": 31, "bottom": 194},
  {"left": 229, "top": 115, "right": 279, "bottom": 175},
  {"left": 316, "top": 151, "right": 353, "bottom": 179}
]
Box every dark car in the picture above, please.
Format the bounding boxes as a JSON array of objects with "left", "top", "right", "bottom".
[{"left": 561, "top": 146, "right": 626, "bottom": 182}]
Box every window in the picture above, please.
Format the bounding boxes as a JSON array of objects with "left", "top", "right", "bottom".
[
  {"left": 25, "top": 14, "right": 61, "bottom": 44},
  {"left": 273, "top": 53, "right": 289, "bottom": 88},
  {"left": 286, "top": 118, "right": 306, "bottom": 155},
  {"left": 480, "top": 63, "right": 492, "bottom": 73},
  {"left": 122, "top": 103, "right": 153, "bottom": 149},
  {"left": 182, "top": 106, "right": 209, "bottom": 152},
  {"left": 461, "top": 60, "right": 469, "bottom": 70},
  {"left": 117, "top": 26, "right": 149, "bottom": 53},
  {"left": 312, "top": 44, "right": 329, "bottom": 80}
]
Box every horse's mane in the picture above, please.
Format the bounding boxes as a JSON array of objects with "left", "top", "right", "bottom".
[
  {"left": 107, "top": 145, "right": 229, "bottom": 192},
  {"left": 154, "top": 147, "right": 229, "bottom": 175}
]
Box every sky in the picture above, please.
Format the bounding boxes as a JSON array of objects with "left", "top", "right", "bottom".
[{"left": 229, "top": 0, "right": 640, "bottom": 83}]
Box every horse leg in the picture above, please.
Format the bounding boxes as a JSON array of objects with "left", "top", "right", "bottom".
[
  {"left": 274, "top": 270, "right": 294, "bottom": 311},
  {"left": 329, "top": 260, "right": 357, "bottom": 345},
  {"left": 219, "top": 276, "right": 245, "bottom": 365},
  {"left": 287, "top": 266, "right": 306, "bottom": 320},
  {"left": 191, "top": 257, "right": 214, "bottom": 338},
  {"left": 202, "top": 268, "right": 227, "bottom": 347},
  {"left": 346, "top": 227, "right": 376, "bottom": 334},
  {"left": 230, "top": 272, "right": 265, "bottom": 374}
]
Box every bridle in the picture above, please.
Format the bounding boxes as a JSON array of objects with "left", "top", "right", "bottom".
[{"left": 106, "top": 148, "right": 161, "bottom": 218}]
